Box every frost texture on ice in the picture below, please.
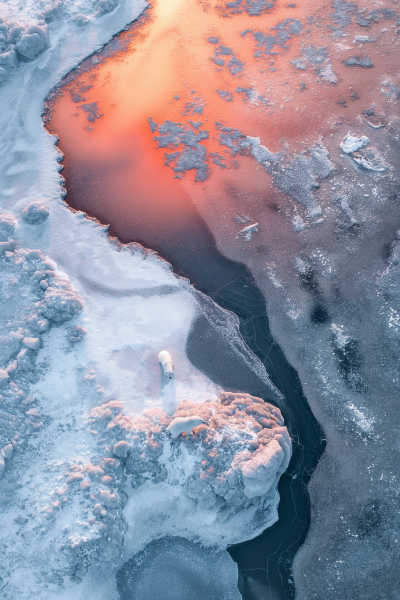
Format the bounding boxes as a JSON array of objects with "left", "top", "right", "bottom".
[
  {"left": 219, "top": 0, "right": 275, "bottom": 16},
  {"left": 209, "top": 42, "right": 244, "bottom": 75},
  {"left": 248, "top": 136, "right": 334, "bottom": 217},
  {"left": 291, "top": 45, "right": 338, "bottom": 84},
  {"left": 331, "top": 192, "right": 358, "bottom": 228},
  {"left": 150, "top": 120, "right": 210, "bottom": 182},
  {"left": 242, "top": 19, "right": 302, "bottom": 58},
  {"left": 344, "top": 55, "right": 374, "bottom": 68}
]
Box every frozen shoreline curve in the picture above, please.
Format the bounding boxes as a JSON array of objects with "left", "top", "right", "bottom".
[{"left": 0, "top": 2, "right": 300, "bottom": 599}]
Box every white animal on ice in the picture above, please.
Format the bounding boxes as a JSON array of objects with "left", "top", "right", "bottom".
[
  {"left": 167, "top": 416, "right": 205, "bottom": 438},
  {"left": 158, "top": 350, "right": 174, "bottom": 378}
]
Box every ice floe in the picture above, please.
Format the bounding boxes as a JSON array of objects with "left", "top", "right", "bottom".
[
  {"left": 340, "top": 132, "right": 389, "bottom": 171},
  {"left": 340, "top": 132, "right": 370, "bottom": 154}
]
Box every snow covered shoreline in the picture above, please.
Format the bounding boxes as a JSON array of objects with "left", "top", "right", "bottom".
[{"left": 0, "top": 2, "right": 292, "bottom": 598}]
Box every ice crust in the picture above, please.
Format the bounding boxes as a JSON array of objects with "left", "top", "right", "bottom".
[
  {"left": 248, "top": 136, "right": 334, "bottom": 217},
  {"left": 340, "top": 132, "right": 389, "bottom": 171},
  {"left": 0, "top": 2, "right": 291, "bottom": 597},
  {"left": 291, "top": 45, "right": 338, "bottom": 84},
  {"left": 231, "top": 115, "right": 400, "bottom": 598}
]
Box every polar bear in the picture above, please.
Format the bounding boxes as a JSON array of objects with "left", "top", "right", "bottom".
[
  {"left": 167, "top": 416, "right": 205, "bottom": 438},
  {"left": 158, "top": 350, "right": 174, "bottom": 378}
]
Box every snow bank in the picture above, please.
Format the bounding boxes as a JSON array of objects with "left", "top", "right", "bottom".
[{"left": 0, "top": 224, "right": 290, "bottom": 597}]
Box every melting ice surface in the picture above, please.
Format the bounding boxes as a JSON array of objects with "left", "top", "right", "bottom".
[{"left": 0, "top": 1, "right": 291, "bottom": 598}]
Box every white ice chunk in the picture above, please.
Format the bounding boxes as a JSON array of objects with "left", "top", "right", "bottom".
[
  {"left": 239, "top": 438, "right": 290, "bottom": 498},
  {"left": 22, "top": 201, "right": 49, "bottom": 224},
  {"left": 340, "top": 131, "right": 370, "bottom": 154},
  {"left": 0, "top": 369, "right": 9, "bottom": 388},
  {"left": 16, "top": 25, "right": 49, "bottom": 60},
  {"left": 351, "top": 147, "right": 389, "bottom": 171},
  {"left": 1, "top": 443, "right": 13, "bottom": 460},
  {"left": 9, "top": 331, "right": 23, "bottom": 342},
  {"left": 0, "top": 49, "right": 18, "bottom": 69},
  {"left": 240, "top": 223, "right": 259, "bottom": 242},
  {"left": 5, "top": 360, "right": 17, "bottom": 375},
  {"left": 22, "top": 337, "right": 40, "bottom": 351}
]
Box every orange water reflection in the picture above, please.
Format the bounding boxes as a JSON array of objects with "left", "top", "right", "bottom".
[{"left": 47, "top": 0, "right": 400, "bottom": 248}]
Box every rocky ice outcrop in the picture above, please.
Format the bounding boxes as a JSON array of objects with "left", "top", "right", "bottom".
[
  {"left": 89, "top": 391, "right": 290, "bottom": 507},
  {"left": 0, "top": 18, "right": 49, "bottom": 82},
  {"left": 0, "top": 214, "right": 83, "bottom": 468},
  {"left": 291, "top": 45, "right": 338, "bottom": 84},
  {"left": 22, "top": 201, "right": 50, "bottom": 224},
  {"left": 56, "top": 391, "right": 291, "bottom": 581}
]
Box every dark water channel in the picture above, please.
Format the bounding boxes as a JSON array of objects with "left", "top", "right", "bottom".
[{"left": 57, "top": 165, "right": 325, "bottom": 599}]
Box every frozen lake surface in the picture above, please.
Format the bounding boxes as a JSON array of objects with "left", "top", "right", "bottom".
[{"left": 1, "top": 0, "right": 400, "bottom": 598}]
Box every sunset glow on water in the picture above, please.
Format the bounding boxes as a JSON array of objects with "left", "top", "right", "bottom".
[{"left": 46, "top": 0, "right": 400, "bottom": 249}]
